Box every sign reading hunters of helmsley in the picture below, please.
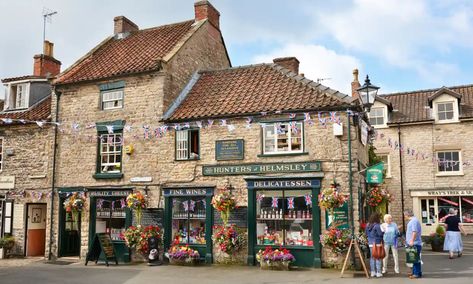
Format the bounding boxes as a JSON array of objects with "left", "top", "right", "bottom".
[{"left": 202, "top": 161, "right": 321, "bottom": 176}]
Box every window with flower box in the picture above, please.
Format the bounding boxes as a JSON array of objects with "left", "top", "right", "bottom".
[{"left": 262, "top": 122, "right": 303, "bottom": 155}]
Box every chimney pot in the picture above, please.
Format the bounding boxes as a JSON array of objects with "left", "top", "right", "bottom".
[
  {"left": 114, "top": 16, "right": 139, "bottom": 35},
  {"left": 351, "top": 68, "right": 361, "bottom": 98},
  {"left": 273, "top": 57, "right": 300, "bottom": 74},
  {"left": 194, "top": 0, "right": 220, "bottom": 29},
  {"left": 43, "top": 40, "right": 54, "bottom": 57}
]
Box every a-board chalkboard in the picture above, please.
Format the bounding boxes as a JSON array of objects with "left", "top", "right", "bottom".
[
  {"left": 213, "top": 207, "right": 247, "bottom": 227},
  {"left": 85, "top": 233, "right": 118, "bottom": 266},
  {"left": 132, "top": 208, "right": 164, "bottom": 228}
]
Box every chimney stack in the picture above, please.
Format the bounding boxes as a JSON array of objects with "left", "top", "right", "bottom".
[
  {"left": 273, "top": 57, "right": 300, "bottom": 74},
  {"left": 114, "top": 16, "right": 139, "bottom": 35},
  {"left": 194, "top": 0, "right": 220, "bottom": 29},
  {"left": 33, "top": 41, "right": 61, "bottom": 77},
  {"left": 351, "top": 69, "right": 361, "bottom": 98}
]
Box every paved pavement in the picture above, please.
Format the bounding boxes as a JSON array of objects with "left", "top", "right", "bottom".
[{"left": 0, "top": 248, "right": 472, "bottom": 283}]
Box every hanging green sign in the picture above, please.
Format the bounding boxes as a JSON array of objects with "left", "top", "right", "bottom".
[
  {"left": 325, "top": 203, "right": 349, "bottom": 229},
  {"left": 366, "top": 162, "right": 384, "bottom": 184}
]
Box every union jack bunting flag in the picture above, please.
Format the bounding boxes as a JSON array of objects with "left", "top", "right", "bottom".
[
  {"left": 271, "top": 197, "right": 279, "bottom": 208},
  {"left": 287, "top": 197, "right": 294, "bottom": 209}
]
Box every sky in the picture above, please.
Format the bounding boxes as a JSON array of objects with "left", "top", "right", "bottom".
[{"left": 2, "top": 0, "right": 473, "bottom": 96}]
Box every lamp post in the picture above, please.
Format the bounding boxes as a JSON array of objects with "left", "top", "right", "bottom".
[{"left": 347, "top": 74, "right": 379, "bottom": 266}]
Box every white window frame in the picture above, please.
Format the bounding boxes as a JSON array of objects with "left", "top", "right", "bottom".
[
  {"left": 99, "top": 133, "right": 122, "bottom": 173},
  {"left": 368, "top": 107, "right": 385, "bottom": 126},
  {"left": 436, "top": 150, "right": 462, "bottom": 175},
  {"left": 7, "top": 83, "right": 29, "bottom": 110},
  {"left": 432, "top": 94, "right": 459, "bottom": 124},
  {"left": 0, "top": 137, "right": 3, "bottom": 172},
  {"left": 436, "top": 101, "right": 455, "bottom": 122},
  {"left": 378, "top": 154, "right": 391, "bottom": 178},
  {"left": 101, "top": 89, "right": 124, "bottom": 110},
  {"left": 262, "top": 122, "right": 304, "bottom": 155},
  {"left": 175, "top": 129, "right": 200, "bottom": 161}
]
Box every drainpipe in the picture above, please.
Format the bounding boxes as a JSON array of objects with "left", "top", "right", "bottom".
[
  {"left": 48, "top": 89, "right": 60, "bottom": 260},
  {"left": 397, "top": 124, "right": 406, "bottom": 232},
  {"left": 347, "top": 109, "right": 355, "bottom": 264}
]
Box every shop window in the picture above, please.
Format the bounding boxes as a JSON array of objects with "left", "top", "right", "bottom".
[
  {"left": 95, "top": 197, "right": 128, "bottom": 241},
  {"left": 175, "top": 129, "right": 200, "bottom": 160},
  {"left": 171, "top": 196, "right": 206, "bottom": 244},
  {"left": 368, "top": 107, "right": 385, "bottom": 126},
  {"left": 436, "top": 102, "right": 454, "bottom": 121},
  {"left": 98, "top": 133, "right": 123, "bottom": 173},
  {"left": 460, "top": 197, "right": 473, "bottom": 223},
  {"left": 101, "top": 89, "right": 124, "bottom": 110},
  {"left": 436, "top": 151, "right": 461, "bottom": 173},
  {"left": 256, "top": 189, "right": 313, "bottom": 247},
  {"left": 262, "top": 122, "right": 303, "bottom": 155},
  {"left": 438, "top": 196, "right": 459, "bottom": 222}
]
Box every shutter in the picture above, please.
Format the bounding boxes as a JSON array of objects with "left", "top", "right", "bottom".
[{"left": 3, "top": 200, "right": 13, "bottom": 235}]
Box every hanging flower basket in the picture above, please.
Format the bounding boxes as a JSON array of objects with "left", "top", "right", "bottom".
[
  {"left": 212, "top": 224, "right": 244, "bottom": 255},
  {"left": 320, "top": 226, "right": 351, "bottom": 255},
  {"left": 126, "top": 191, "right": 146, "bottom": 225},
  {"left": 366, "top": 186, "right": 393, "bottom": 213},
  {"left": 63, "top": 192, "right": 86, "bottom": 227},
  {"left": 211, "top": 187, "right": 236, "bottom": 226},
  {"left": 318, "top": 183, "right": 347, "bottom": 218}
]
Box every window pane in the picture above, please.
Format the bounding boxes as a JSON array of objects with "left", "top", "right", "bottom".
[
  {"left": 172, "top": 197, "right": 190, "bottom": 244},
  {"left": 438, "top": 103, "right": 445, "bottom": 111},
  {"left": 284, "top": 190, "right": 313, "bottom": 247},
  {"left": 256, "top": 190, "right": 284, "bottom": 245},
  {"left": 438, "top": 196, "right": 459, "bottom": 222},
  {"left": 461, "top": 197, "right": 473, "bottom": 223},
  {"left": 188, "top": 197, "right": 206, "bottom": 244},
  {"left": 264, "top": 126, "right": 276, "bottom": 153},
  {"left": 446, "top": 111, "right": 454, "bottom": 120},
  {"left": 445, "top": 103, "right": 453, "bottom": 111}
]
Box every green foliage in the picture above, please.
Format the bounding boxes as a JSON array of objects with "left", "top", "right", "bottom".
[
  {"left": 436, "top": 225, "right": 446, "bottom": 235},
  {"left": 0, "top": 236, "right": 15, "bottom": 249},
  {"left": 368, "top": 145, "right": 383, "bottom": 166}
]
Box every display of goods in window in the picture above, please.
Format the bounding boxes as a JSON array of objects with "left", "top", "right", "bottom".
[
  {"left": 211, "top": 188, "right": 237, "bottom": 226},
  {"left": 126, "top": 191, "right": 146, "bottom": 225},
  {"left": 320, "top": 226, "right": 351, "bottom": 254},
  {"left": 166, "top": 245, "right": 200, "bottom": 265},
  {"left": 256, "top": 247, "right": 295, "bottom": 270},
  {"left": 63, "top": 192, "right": 86, "bottom": 226},
  {"left": 366, "top": 186, "right": 393, "bottom": 211},
  {"left": 318, "top": 183, "right": 347, "bottom": 215}
]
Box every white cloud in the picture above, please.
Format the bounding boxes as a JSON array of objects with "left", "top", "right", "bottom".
[{"left": 253, "top": 43, "right": 362, "bottom": 94}]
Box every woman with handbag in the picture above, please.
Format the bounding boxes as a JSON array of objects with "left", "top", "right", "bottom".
[
  {"left": 381, "top": 214, "right": 400, "bottom": 274},
  {"left": 366, "top": 212, "right": 385, "bottom": 278}
]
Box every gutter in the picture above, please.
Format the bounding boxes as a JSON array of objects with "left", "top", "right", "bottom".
[
  {"left": 397, "top": 124, "right": 406, "bottom": 232},
  {"left": 48, "top": 89, "right": 60, "bottom": 260}
]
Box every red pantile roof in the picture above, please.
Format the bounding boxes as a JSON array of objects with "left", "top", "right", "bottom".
[
  {"left": 380, "top": 84, "right": 473, "bottom": 123},
  {"left": 165, "top": 64, "right": 351, "bottom": 121},
  {"left": 55, "top": 20, "right": 196, "bottom": 85},
  {"left": 0, "top": 96, "right": 52, "bottom": 125}
]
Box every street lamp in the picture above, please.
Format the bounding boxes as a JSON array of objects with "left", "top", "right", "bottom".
[{"left": 357, "top": 75, "right": 379, "bottom": 112}]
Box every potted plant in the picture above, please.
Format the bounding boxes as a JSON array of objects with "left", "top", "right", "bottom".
[
  {"left": 0, "top": 236, "right": 15, "bottom": 259},
  {"left": 426, "top": 225, "right": 445, "bottom": 252},
  {"left": 166, "top": 245, "right": 200, "bottom": 265},
  {"left": 320, "top": 226, "right": 351, "bottom": 254},
  {"left": 256, "top": 246, "right": 295, "bottom": 270},
  {"left": 122, "top": 225, "right": 162, "bottom": 258}
]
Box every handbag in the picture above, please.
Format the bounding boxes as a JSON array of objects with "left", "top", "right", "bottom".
[
  {"left": 372, "top": 242, "right": 386, "bottom": 259},
  {"left": 406, "top": 246, "right": 420, "bottom": 264}
]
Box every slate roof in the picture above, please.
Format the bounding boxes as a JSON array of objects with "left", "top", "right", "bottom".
[
  {"left": 1, "top": 75, "right": 46, "bottom": 83},
  {"left": 55, "top": 20, "right": 196, "bottom": 85},
  {"left": 0, "top": 96, "right": 52, "bottom": 125},
  {"left": 165, "top": 63, "right": 351, "bottom": 121},
  {"left": 379, "top": 84, "right": 473, "bottom": 124}
]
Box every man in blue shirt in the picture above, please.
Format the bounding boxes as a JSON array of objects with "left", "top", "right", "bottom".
[{"left": 404, "top": 209, "right": 422, "bottom": 279}]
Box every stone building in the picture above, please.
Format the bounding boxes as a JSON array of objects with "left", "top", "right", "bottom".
[
  {"left": 159, "top": 58, "right": 369, "bottom": 267},
  {"left": 0, "top": 41, "right": 60, "bottom": 257},
  {"left": 369, "top": 80, "right": 473, "bottom": 235},
  {"left": 51, "top": 1, "right": 230, "bottom": 261}
]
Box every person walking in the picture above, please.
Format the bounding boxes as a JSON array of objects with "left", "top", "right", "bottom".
[
  {"left": 443, "top": 208, "right": 467, "bottom": 259},
  {"left": 366, "top": 212, "right": 384, "bottom": 278},
  {"left": 404, "top": 209, "right": 422, "bottom": 279},
  {"left": 381, "top": 214, "right": 400, "bottom": 274}
]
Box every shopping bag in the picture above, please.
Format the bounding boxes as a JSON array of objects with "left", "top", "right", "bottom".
[
  {"left": 405, "top": 246, "right": 420, "bottom": 264},
  {"left": 372, "top": 243, "right": 386, "bottom": 259}
]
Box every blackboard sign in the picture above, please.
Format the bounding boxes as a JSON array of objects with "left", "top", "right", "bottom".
[
  {"left": 214, "top": 207, "right": 247, "bottom": 227},
  {"left": 132, "top": 208, "right": 164, "bottom": 228},
  {"left": 85, "top": 233, "right": 118, "bottom": 266},
  {"left": 215, "top": 139, "right": 244, "bottom": 160},
  {"left": 325, "top": 203, "right": 349, "bottom": 229}
]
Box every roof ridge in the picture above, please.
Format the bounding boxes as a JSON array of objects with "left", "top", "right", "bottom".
[
  {"left": 197, "top": 63, "right": 271, "bottom": 74},
  {"left": 381, "top": 83, "right": 473, "bottom": 97},
  {"left": 137, "top": 19, "right": 195, "bottom": 33}
]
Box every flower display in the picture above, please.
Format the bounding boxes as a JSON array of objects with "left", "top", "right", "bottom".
[
  {"left": 256, "top": 247, "right": 295, "bottom": 265},
  {"left": 126, "top": 191, "right": 146, "bottom": 225},
  {"left": 122, "top": 225, "right": 162, "bottom": 256},
  {"left": 211, "top": 189, "right": 237, "bottom": 226},
  {"left": 318, "top": 183, "right": 347, "bottom": 212},
  {"left": 167, "top": 245, "right": 200, "bottom": 263},
  {"left": 212, "top": 225, "right": 245, "bottom": 254},
  {"left": 63, "top": 192, "right": 86, "bottom": 226},
  {"left": 320, "top": 227, "right": 351, "bottom": 254},
  {"left": 366, "top": 186, "right": 394, "bottom": 207}
]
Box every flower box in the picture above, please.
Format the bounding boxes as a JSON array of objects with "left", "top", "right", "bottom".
[
  {"left": 169, "top": 258, "right": 199, "bottom": 266},
  {"left": 259, "top": 260, "right": 291, "bottom": 271}
]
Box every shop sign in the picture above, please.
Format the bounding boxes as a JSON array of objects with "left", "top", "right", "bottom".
[
  {"left": 366, "top": 163, "right": 384, "bottom": 184},
  {"left": 88, "top": 190, "right": 130, "bottom": 197},
  {"left": 249, "top": 179, "right": 320, "bottom": 189},
  {"left": 427, "top": 190, "right": 473, "bottom": 196},
  {"left": 215, "top": 139, "right": 244, "bottom": 161},
  {"left": 325, "top": 203, "right": 349, "bottom": 229},
  {"left": 360, "top": 119, "right": 369, "bottom": 146},
  {"left": 130, "top": 177, "right": 153, "bottom": 183},
  {"left": 203, "top": 161, "right": 321, "bottom": 176},
  {"left": 0, "top": 176, "right": 15, "bottom": 189},
  {"left": 163, "top": 188, "right": 213, "bottom": 196}
]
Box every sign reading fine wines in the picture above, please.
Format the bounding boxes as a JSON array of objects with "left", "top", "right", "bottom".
[{"left": 202, "top": 161, "right": 322, "bottom": 176}]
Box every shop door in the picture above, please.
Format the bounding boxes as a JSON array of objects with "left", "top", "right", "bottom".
[
  {"left": 59, "top": 198, "right": 80, "bottom": 257},
  {"left": 420, "top": 198, "right": 438, "bottom": 235},
  {"left": 26, "top": 204, "right": 47, "bottom": 257}
]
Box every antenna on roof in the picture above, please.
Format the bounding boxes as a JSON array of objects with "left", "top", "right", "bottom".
[
  {"left": 42, "top": 7, "right": 58, "bottom": 47},
  {"left": 316, "top": 78, "right": 331, "bottom": 83}
]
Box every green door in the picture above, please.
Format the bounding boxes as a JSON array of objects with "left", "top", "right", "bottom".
[{"left": 59, "top": 196, "right": 81, "bottom": 257}]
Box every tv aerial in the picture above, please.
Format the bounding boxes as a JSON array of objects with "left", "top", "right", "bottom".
[{"left": 42, "top": 7, "right": 58, "bottom": 44}]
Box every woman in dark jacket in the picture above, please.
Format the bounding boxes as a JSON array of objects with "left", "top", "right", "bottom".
[{"left": 366, "top": 212, "right": 384, "bottom": 278}]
